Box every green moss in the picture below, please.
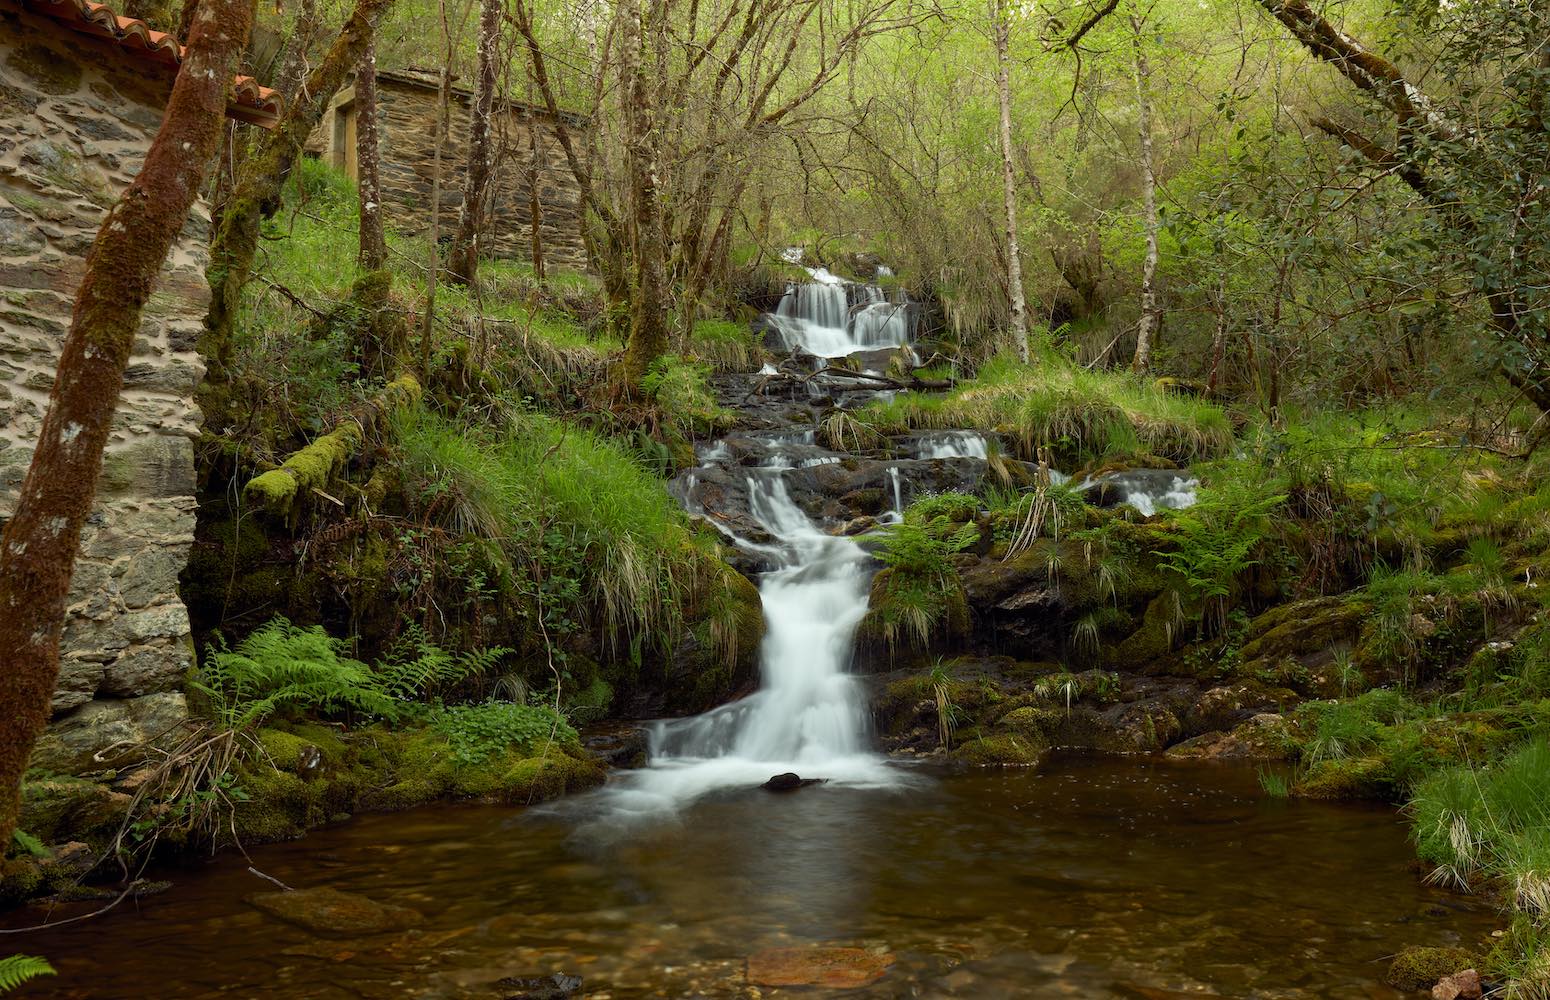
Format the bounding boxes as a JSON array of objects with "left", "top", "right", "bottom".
[
  {"left": 20, "top": 777, "right": 126, "bottom": 843},
  {"left": 1292, "top": 755, "right": 1393, "bottom": 800},
  {"left": 952, "top": 733, "right": 1048, "bottom": 766},
  {"left": 1385, "top": 946, "right": 1477, "bottom": 991}
]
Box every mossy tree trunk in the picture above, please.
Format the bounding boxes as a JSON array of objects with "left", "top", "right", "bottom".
[
  {"left": 0, "top": 0, "right": 257, "bottom": 850},
  {"left": 447, "top": 0, "right": 502, "bottom": 287},
  {"left": 620, "top": 0, "right": 671, "bottom": 391},
  {"left": 356, "top": 38, "right": 386, "bottom": 272},
  {"left": 198, "top": 0, "right": 393, "bottom": 436}
]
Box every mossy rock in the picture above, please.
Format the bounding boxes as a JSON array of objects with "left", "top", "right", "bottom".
[
  {"left": 1235, "top": 596, "right": 1367, "bottom": 666},
  {"left": 1385, "top": 945, "right": 1477, "bottom": 991},
  {"left": 20, "top": 777, "right": 129, "bottom": 843},
  {"left": 998, "top": 705, "right": 1064, "bottom": 737},
  {"left": 1292, "top": 755, "right": 1393, "bottom": 800},
  {"left": 952, "top": 733, "right": 1048, "bottom": 766}
]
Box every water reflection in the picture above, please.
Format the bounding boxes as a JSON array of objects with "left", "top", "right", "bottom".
[{"left": 11, "top": 754, "right": 1492, "bottom": 999}]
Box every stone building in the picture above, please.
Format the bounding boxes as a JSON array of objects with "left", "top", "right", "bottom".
[
  {"left": 313, "top": 69, "right": 591, "bottom": 272},
  {"left": 0, "top": 0, "right": 280, "bottom": 772}
]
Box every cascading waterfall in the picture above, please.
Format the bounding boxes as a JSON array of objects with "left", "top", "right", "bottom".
[
  {"left": 593, "top": 442, "right": 900, "bottom": 819},
  {"left": 767, "top": 266, "right": 915, "bottom": 357}
]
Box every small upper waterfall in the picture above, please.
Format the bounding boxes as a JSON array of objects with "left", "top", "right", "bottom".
[{"left": 766, "top": 266, "right": 915, "bottom": 357}]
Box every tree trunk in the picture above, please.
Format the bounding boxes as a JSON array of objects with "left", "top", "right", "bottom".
[
  {"left": 0, "top": 0, "right": 256, "bottom": 850},
  {"left": 198, "top": 0, "right": 392, "bottom": 436},
  {"left": 527, "top": 117, "right": 546, "bottom": 284},
  {"left": 621, "top": 0, "right": 671, "bottom": 388},
  {"left": 1130, "top": 13, "right": 1160, "bottom": 375},
  {"left": 447, "top": 0, "right": 502, "bottom": 286},
  {"left": 272, "top": 0, "right": 319, "bottom": 103},
  {"left": 991, "top": 0, "right": 1029, "bottom": 362},
  {"left": 422, "top": 62, "right": 453, "bottom": 382},
  {"left": 356, "top": 38, "right": 386, "bottom": 272}
]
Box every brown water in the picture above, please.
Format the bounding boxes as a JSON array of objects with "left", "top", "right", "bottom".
[{"left": 10, "top": 753, "right": 1492, "bottom": 999}]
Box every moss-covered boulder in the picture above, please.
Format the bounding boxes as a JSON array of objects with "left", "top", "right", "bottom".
[
  {"left": 855, "top": 566, "right": 969, "bottom": 669},
  {"left": 952, "top": 732, "right": 1048, "bottom": 765},
  {"left": 1385, "top": 946, "right": 1478, "bottom": 991},
  {"left": 1292, "top": 755, "right": 1393, "bottom": 800}
]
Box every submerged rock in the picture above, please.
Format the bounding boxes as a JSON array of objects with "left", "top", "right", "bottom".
[
  {"left": 746, "top": 946, "right": 895, "bottom": 988},
  {"left": 494, "top": 973, "right": 583, "bottom": 1000},
  {"left": 1433, "top": 969, "right": 1483, "bottom": 1000},
  {"left": 761, "top": 772, "right": 825, "bottom": 791},
  {"left": 247, "top": 886, "right": 424, "bottom": 936}
]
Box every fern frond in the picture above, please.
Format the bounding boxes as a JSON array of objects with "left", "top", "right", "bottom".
[{"left": 0, "top": 955, "right": 55, "bottom": 992}]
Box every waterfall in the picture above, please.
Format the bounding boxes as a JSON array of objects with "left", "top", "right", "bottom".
[
  {"left": 767, "top": 266, "right": 914, "bottom": 357},
  {"left": 594, "top": 448, "right": 899, "bottom": 818}
]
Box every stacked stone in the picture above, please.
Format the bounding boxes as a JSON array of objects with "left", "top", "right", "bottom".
[
  {"left": 0, "top": 3, "right": 205, "bottom": 773},
  {"left": 316, "top": 71, "right": 592, "bottom": 272}
]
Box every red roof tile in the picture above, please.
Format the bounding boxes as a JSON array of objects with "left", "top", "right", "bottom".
[{"left": 24, "top": 0, "right": 283, "bottom": 127}]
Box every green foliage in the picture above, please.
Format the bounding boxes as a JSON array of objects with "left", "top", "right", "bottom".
[
  {"left": 430, "top": 702, "right": 577, "bottom": 765},
  {"left": 927, "top": 660, "right": 958, "bottom": 748},
  {"left": 194, "top": 618, "right": 500, "bottom": 729},
  {"left": 9, "top": 830, "right": 45, "bottom": 858},
  {"left": 641, "top": 354, "right": 732, "bottom": 437},
  {"left": 860, "top": 351, "right": 1233, "bottom": 464},
  {"left": 1153, "top": 478, "right": 1285, "bottom": 633},
  {"left": 905, "top": 491, "right": 980, "bottom": 528},
  {"left": 1002, "top": 477, "right": 1088, "bottom": 559},
  {"left": 0, "top": 956, "right": 54, "bottom": 993},
  {"left": 395, "top": 406, "right": 717, "bottom": 658},
  {"left": 1258, "top": 767, "right": 1292, "bottom": 798},
  {"left": 1411, "top": 737, "right": 1550, "bottom": 913}
]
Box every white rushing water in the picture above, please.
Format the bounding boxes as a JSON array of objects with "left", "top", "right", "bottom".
[
  {"left": 594, "top": 457, "right": 899, "bottom": 819},
  {"left": 1119, "top": 474, "right": 1199, "bottom": 517},
  {"left": 914, "top": 431, "right": 990, "bottom": 460},
  {"left": 766, "top": 267, "right": 914, "bottom": 357}
]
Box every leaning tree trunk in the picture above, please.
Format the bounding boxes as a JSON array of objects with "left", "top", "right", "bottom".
[
  {"left": 447, "top": 0, "right": 502, "bottom": 286},
  {"left": 1130, "top": 13, "right": 1160, "bottom": 374},
  {"left": 356, "top": 38, "right": 386, "bottom": 272},
  {"left": 0, "top": 0, "right": 256, "bottom": 850},
  {"left": 198, "top": 0, "right": 393, "bottom": 435},
  {"left": 991, "top": 0, "right": 1029, "bottom": 363},
  {"left": 620, "top": 0, "right": 671, "bottom": 389}
]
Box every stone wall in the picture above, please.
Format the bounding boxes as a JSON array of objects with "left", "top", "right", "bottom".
[
  {"left": 0, "top": 2, "right": 207, "bottom": 773},
  {"left": 316, "top": 71, "right": 591, "bottom": 272}
]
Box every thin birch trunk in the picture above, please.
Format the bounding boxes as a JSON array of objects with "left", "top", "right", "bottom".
[
  {"left": 422, "top": 16, "right": 453, "bottom": 381},
  {"left": 991, "top": 0, "right": 1029, "bottom": 362},
  {"left": 1130, "top": 13, "right": 1160, "bottom": 374}
]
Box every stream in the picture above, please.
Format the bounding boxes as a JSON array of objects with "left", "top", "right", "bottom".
[{"left": 9, "top": 270, "right": 1493, "bottom": 997}]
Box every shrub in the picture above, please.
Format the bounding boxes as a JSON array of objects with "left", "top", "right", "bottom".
[{"left": 430, "top": 702, "right": 578, "bottom": 765}]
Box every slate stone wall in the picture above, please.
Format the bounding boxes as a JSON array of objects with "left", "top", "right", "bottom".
[
  {"left": 317, "top": 73, "right": 592, "bottom": 272},
  {"left": 0, "top": 2, "right": 206, "bottom": 773}
]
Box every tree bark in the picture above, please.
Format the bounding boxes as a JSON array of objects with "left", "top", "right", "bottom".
[
  {"left": 620, "top": 0, "right": 671, "bottom": 388},
  {"left": 272, "top": 0, "right": 319, "bottom": 103},
  {"left": 356, "top": 38, "right": 386, "bottom": 272},
  {"left": 1130, "top": 13, "right": 1160, "bottom": 374},
  {"left": 991, "top": 0, "right": 1029, "bottom": 362},
  {"left": 527, "top": 117, "right": 546, "bottom": 283},
  {"left": 0, "top": 0, "right": 256, "bottom": 850},
  {"left": 198, "top": 0, "right": 393, "bottom": 436},
  {"left": 423, "top": 62, "right": 453, "bottom": 382},
  {"left": 447, "top": 0, "right": 503, "bottom": 286}
]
